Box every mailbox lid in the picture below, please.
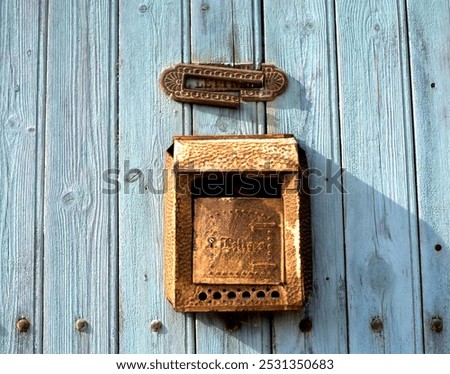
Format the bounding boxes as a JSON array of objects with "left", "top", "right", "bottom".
[{"left": 173, "top": 134, "right": 299, "bottom": 172}]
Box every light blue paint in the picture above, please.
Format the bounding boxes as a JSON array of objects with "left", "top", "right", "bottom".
[
  {"left": 264, "top": 0, "right": 347, "bottom": 354},
  {"left": 1, "top": 0, "right": 448, "bottom": 354},
  {"left": 0, "top": 0, "right": 45, "bottom": 354},
  {"left": 407, "top": 0, "right": 450, "bottom": 354},
  {"left": 335, "top": 0, "right": 422, "bottom": 353},
  {"left": 42, "top": 0, "right": 118, "bottom": 353},
  {"left": 118, "top": 0, "right": 193, "bottom": 354}
]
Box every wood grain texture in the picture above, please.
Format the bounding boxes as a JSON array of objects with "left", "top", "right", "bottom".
[
  {"left": 0, "top": 0, "right": 46, "bottom": 353},
  {"left": 118, "top": 0, "right": 194, "bottom": 353},
  {"left": 191, "top": 0, "right": 259, "bottom": 136},
  {"left": 191, "top": 0, "right": 271, "bottom": 353},
  {"left": 43, "top": 0, "right": 117, "bottom": 353},
  {"left": 264, "top": 0, "right": 347, "bottom": 353},
  {"left": 336, "top": 0, "right": 422, "bottom": 353},
  {"left": 407, "top": 0, "right": 450, "bottom": 353}
]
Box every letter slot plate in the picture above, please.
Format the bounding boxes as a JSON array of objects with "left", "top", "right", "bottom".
[{"left": 164, "top": 135, "right": 311, "bottom": 312}]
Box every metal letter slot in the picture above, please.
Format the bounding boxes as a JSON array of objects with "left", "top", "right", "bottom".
[
  {"left": 164, "top": 135, "right": 312, "bottom": 312},
  {"left": 160, "top": 64, "right": 288, "bottom": 108}
]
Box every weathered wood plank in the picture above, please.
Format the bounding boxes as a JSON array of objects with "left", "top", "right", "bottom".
[
  {"left": 118, "top": 0, "right": 194, "bottom": 353},
  {"left": 407, "top": 0, "right": 450, "bottom": 353},
  {"left": 43, "top": 0, "right": 118, "bottom": 353},
  {"left": 191, "top": 0, "right": 258, "bottom": 136},
  {"left": 191, "top": 0, "right": 271, "bottom": 354},
  {"left": 336, "top": 0, "right": 422, "bottom": 353},
  {"left": 264, "top": 0, "right": 347, "bottom": 353},
  {"left": 0, "top": 0, "right": 46, "bottom": 354}
]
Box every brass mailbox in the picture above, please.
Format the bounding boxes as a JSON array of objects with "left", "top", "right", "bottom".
[{"left": 164, "top": 135, "right": 311, "bottom": 312}]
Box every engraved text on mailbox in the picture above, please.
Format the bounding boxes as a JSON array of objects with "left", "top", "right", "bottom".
[{"left": 193, "top": 198, "right": 284, "bottom": 285}]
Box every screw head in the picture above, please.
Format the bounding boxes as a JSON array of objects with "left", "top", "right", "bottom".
[
  {"left": 16, "top": 318, "right": 31, "bottom": 333},
  {"left": 431, "top": 316, "right": 443, "bottom": 333},
  {"left": 150, "top": 320, "right": 162, "bottom": 332},
  {"left": 370, "top": 317, "right": 383, "bottom": 332},
  {"left": 75, "top": 318, "right": 88, "bottom": 332}
]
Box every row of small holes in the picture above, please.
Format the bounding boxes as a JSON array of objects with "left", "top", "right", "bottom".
[{"left": 198, "top": 290, "right": 280, "bottom": 301}]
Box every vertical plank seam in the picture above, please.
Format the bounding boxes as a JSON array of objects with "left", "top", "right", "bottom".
[
  {"left": 332, "top": 0, "right": 351, "bottom": 354},
  {"left": 255, "top": 0, "right": 271, "bottom": 351},
  {"left": 403, "top": 0, "right": 426, "bottom": 353},
  {"left": 182, "top": 0, "right": 196, "bottom": 353},
  {"left": 111, "top": 0, "right": 120, "bottom": 354},
  {"left": 182, "top": 0, "right": 193, "bottom": 137},
  {"left": 231, "top": 0, "right": 235, "bottom": 66},
  {"left": 254, "top": 0, "right": 266, "bottom": 135},
  {"left": 35, "top": 0, "right": 50, "bottom": 354}
]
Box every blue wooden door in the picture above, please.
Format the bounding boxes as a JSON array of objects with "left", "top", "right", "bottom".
[{"left": 1, "top": 0, "right": 449, "bottom": 354}]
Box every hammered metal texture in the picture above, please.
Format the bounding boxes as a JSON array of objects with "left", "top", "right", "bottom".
[
  {"left": 174, "top": 135, "right": 299, "bottom": 172},
  {"left": 160, "top": 64, "right": 287, "bottom": 108},
  {"left": 164, "top": 135, "right": 311, "bottom": 312},
  {"left": 193, "top": 198, "right": 284, "bottom": 285}
]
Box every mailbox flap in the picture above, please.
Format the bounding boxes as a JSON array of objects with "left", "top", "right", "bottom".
[{"left": 172, "top": 134, "right": 299, "bottom": 172}]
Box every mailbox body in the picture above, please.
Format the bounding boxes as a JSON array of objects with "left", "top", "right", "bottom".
[{"left": 164, "top": 135, "right": 311, "bottom": 312}]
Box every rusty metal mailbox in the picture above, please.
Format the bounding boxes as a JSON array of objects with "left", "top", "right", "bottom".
[{"left": 164, "top": 135, "right": 311, "bottom": 312}]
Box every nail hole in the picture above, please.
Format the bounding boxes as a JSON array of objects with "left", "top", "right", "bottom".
[
  {"left": 213, "top": 292, "right": 222, "bottom": 300},
  {"left": 242, "top": 291, "right": 251, "bottom": 299},
  {"left": 198, "top": 292, "right": 207, "bottom": 301},
  {"left": 326, "top": 277, "right": 330, "bottom": 281},
  {"left": 431, "top": 82, "right": 436, "bottom": 88},
  {"left": 256, "top": 291, "right": 266, "bottom": 298},
  {"left": 435, "top": 244, "right": 442, "bottom": 251},
  {"left": 227, "top": 291, "right": 236, "bottom": 299},
  {"left": 271, "top": 290, "right": 280, "bottom": 299},
  {"left": 299, "top": 318, "right": 312, "bottom": 333}
]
